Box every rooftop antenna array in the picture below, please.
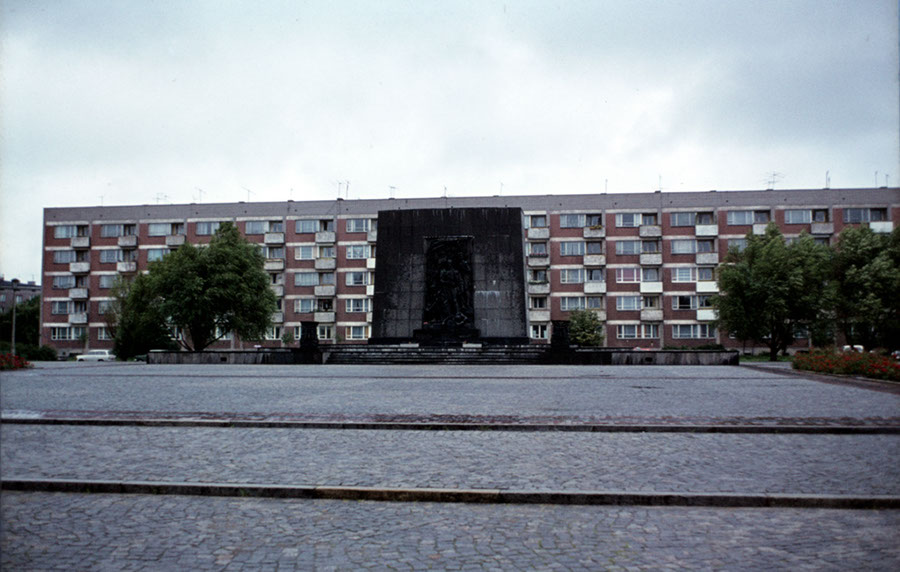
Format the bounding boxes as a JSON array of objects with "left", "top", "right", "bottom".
[
  {"left": 242, "top": 187, "right": 254, "bottom": 202},
  {"left": 765, "top": 172, "right": 783, "bottom": 190},
  {"left": 194, "top": 187, "right": 205, "bottom": 203},
  {"left": 155, "top": 193, "right": 169, "bottom": 204},
  {"left": 825, "top": 171, "right": 830, "bottom": 189},
  {"left": 389, "top": 186, "right": 396, "bottom": 199}
]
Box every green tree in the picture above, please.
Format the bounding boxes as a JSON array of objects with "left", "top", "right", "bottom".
[
  {"left": 568, "top": 309, "right": 605, "bottom": 346},
  {"left": 830, "top": 226, "right": 900, "bottom": 349},
  {"left": 713, "top": 224, "right": 831, "bottom": 360},
  {"left": 147, "top": 222, "right": 278, "bottom": 351},
  {"left": 108, "top": 274, "right": 177, "bottom": 360},
  {"left": 0, "top": 295, "right": 40, "bottom": 346}
]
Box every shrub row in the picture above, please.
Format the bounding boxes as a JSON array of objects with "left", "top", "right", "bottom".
[
  {"left": 793, "top": 350, "right": 900, "bottom": 382},
  {"left": 0, "top": 353, "right": 32, "bottom": 370}
]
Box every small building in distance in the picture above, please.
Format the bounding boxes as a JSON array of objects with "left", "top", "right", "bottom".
[
  {"left": 40, "top": 187, "right": 899, "bottom": 357},
  {"left": 0, "top": 277, "right": 41, "bottom": 314}
]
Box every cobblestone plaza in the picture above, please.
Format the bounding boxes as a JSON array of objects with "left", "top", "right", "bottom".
[{"left": 2, "top": 362, "right": 899, "bottom": 570}]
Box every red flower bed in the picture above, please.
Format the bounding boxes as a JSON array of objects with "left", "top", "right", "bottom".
[
  {"left": 0, "top": 353, "right": 32, "bottom": 371},
  {"left": 793, "top": 350, "right": 900, "bottom": 382}
]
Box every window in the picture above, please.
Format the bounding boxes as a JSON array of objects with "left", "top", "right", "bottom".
[
  {"left": 844, "top": 208, "right": 886, "bottom": 223},
  {"left": 586, "top": 296, "right": 604, "bottom": 309},
  {"left": 98, "top": 301, "right": 112, "bottom": 315},
  {"left": 642, "top": 240, "right": 660, "bottom": 253},
  {"left": 616, "top": 296, "right": 641, "bottom": 311},
  {"left": 672, "top": 324, "right": 716, "bottom": 339},
  {"left": 121, "top": 250, "right": 137, "bottom": 261},
  {"left": 530, "top": 324, "right": 548, "bottom": 339},
  {"left": 53, "top": 276, "right": 76, "bottom": 289},
  {"left": 696, "top": 212, "right": 714, "bottom": 225},
  {"left": 697, "top": 295, "right": 713, "bottom": 308},
  {"left": 726, "top": 211, "right": 754, "bottom": 225},
  {"left": 346, "top": 326, "right": 369, "bottom": 340},
  {"left": 615, "top": 213, "right": 641, "bottom": 228},
  {"left": 672, "top": 295, "right": 697, "bottom": 310},
  {"left": 295, "top": 272, "right": 318, "bottom": 287},
  {"left": 99, "top": 250, "right": 120, "bottom": 263},
  {"left": 616, "top": 324, "right": 660, "bottom": 339},
  {"left": 671, "top": 239, "right": 697, "bottom": 254},
  {"left": 346, "top": 271, "right": 369, "bottom": 286},
  {"left": 264, "top": 326, "right": 282, "bottom": 340},
  {"left": 317, "top": 325, "right": 333, "bottom": 340},
  {"left": 51, "top": 327, "right": 72, "bottom": 340},
  {"left": 263, "top": 246, "right": 285, "bottom": 259},
  {"left": 319, "top": 219, "right": 334, "bottom": 232},
  {"left": 560, "top": 241, "right": 585, "bottom": 256},
  {"left": 529, "top": 269, "right": 548, "bottom": 283},
  {"left": 642, "top": 296, "right": 660, "bottom": 309},
  {"left": 529, "top": 215, "right": 547, "bottom": 228},
  {"left": 672, "top": 267, "right": 697, "bottom": 282},
  {"left": 51, "top": 301, "right": 71, "bottom": 314},
  {"left": 560, "top": 296, "right": 585, "bottom": 311},
  {"left": 54, "top": 225, "right": 77, "bottom": 239},
  {"left": 245, "top": 221, "right": 267, "bottom": 234},
  {"left": 641, "top": 213, "right": 658, "bottom": 225},
  {"left": 616, "top": 268, "right": 640, "bottom": 283},
  {"left": 270, "top": 221, "right": 284, "bottom": 233},
  {"left": 641, "top": 268, "right": 660, "bottom": 282},
  {"left": 98, "top": 275, "right": 117, "bottom": 289},
  {"left": 317, "top": 298, "right": 333, "bottom": 311},
  {"left": 586, "top": 241, "right": 603, "bottom": 254},
  {"left": 148, "top": 223, "right": 172, "bottom": 236},
  {"left": 615, "top": 240, "right": 641, "bottom": 255},
  {"left": 785, "top": 210, "right": 812, "bottom": 224},
  {"left": 727, "top": 239, "right": 748, "bottom": 252},
  {"left": 98, "top": 327, "right": 113, "bottom": 341},
  {"left": 754, "top": 211, "right": 770, "bottom": 223},
  {"left": 147, "top": 248, "right": 168, "bottom": 262},
  {"left": 196, "top": 221, "right": 221, "bottom": 235},
  {"left": 560, "top": 269, "right": 584, "bottom": 284},
  {"left": 346, "top": 219, "right": 370, "bottom": 232},
  {"left": 671, "top": 212, "right": 695, "bottom": 226},
  {"left": 346, "top": 245, "right": 370, "bottom": 259},
  {"left": 172, "top": 223, "right": 185, "bottom": 235},
  {"left": 53, "top": 251, "right": 76, "bottom": 263},
  {"left": 697, "top": 239, "right": 714, "bottom": 253},
  {"left": 813, "top": 209, "right": 828, "bottom": 222},
  {"left": 530, "top": 296, "right": 547, "bottom": 309},
  {"left": 560, "top": 214, "right": 586, "bottom": 228},
  {"left": 294, "top": 298, "right": 315, "bottom": 313},
  {"left": 345, "top": 298, "right": 371, "bottom": 313},
  {"left": 295, "top": 245, "right": 315, "bottom": 260},
  {"left": 318, "top": 246, "right": 335, "bottom": 259},
  {"left": 296, "top": 220, "right": 317, "bottom": 233},
  {"left": 698, "top": 267, "right": 715, "bottom": 281},
  {"left": 101, "top": 224, "right": 124, "bottom": 237},
  {"left": 587, "top": 213, "right": 603, "bottom": 227},
  {"left": 528, "top": 242, "right": 548, "bottom": 256},
  {"left": 586, "top": 268, "right": 605, "bottom": 282}
]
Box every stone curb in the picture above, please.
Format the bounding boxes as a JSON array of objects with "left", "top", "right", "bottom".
[
  {"left": 3, "top": 417, "right": 899, "bottom": 434},
  {"left": 3, "top": 478, "right": 898, "bottom": 509}
]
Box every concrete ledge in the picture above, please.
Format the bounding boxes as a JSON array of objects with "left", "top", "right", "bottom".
[
  {"left": 3, "top": 478, "right": 898, "bottom": 509},
  {"left": 148, "top": 349, "right": 321, "bottom": 365},
  {"left": 3, "top": 416, "right": 899, "bottom": 434},
  {"left": 548, "top": 349, "right": 740, "bottom": 365}
]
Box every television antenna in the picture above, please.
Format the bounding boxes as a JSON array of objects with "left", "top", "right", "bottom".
[{"left": 241, "top": 186, "right": 254, "bottom": 202}]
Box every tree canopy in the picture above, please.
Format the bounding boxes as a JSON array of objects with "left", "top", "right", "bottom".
[
  {"left": 107, "top": 274, "right": 177, "bottom": 359},
  {"left": 567, "top": 309, "right": 605, "bottom": 347}
]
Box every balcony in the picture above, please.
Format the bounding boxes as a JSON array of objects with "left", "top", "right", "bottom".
[
  {"left": 584, "top": 282, "right": 606, "bottom": 294},
  {"left": 271, "top": 312, "right": 284, "bottom": 323},
  {"left": 264, "top": 232, "right": 285, "bottom": 245},
  {"left": 68, "top": 288, "right": 89, "bottom": 300},
  {"left": 264, "top": 259, "right": 285, "bottom": 271},
  {"left": 71, "top": 236, "right": 90, "bottom": 249},
  {"left": 810, "top": 222, "right": 834, "bottom": 235},
  {"left": 640, "top": 253, "right": 662, "bottom": 266},
  {"left": 639, "top": 225, "right": 662, "bottom": 238},
  {"left": 366, "top": 285, "right": 375, "bottom": 296},
  {"left": 315, "top": 258, "right": 336, "bottom": 270},
  {"left": 696, "top": 281, "right": 719, "bottom": 293},
  {"left": 314, "top": 311, "right": 335, "bottom": 323},
  {"left": 696, "top": 252, "right": 719, "bottom": 265},
  {"left": 118, "top": 235, "right": 138, "bottom": 247},
  {"left": 527, "top": 227, "right": 550, "bottom": 240},
  {"left": 165, "top": 234, "right": 186, "bottom": 247},
  {"left": 583, "top": 227, "right": 605, "bottom": 238},
  {"left": 583, "top": 254, "right": 606, "bottom": 266},
  {"left": 367, "top": 229, "right": 378, "bottom": 242},
  {"left": 528, "top": 310, "right": 551, "bottom": 322},
  {"left": 270, "top": 284, "right": 284, "bottom": 297},
  {"left": 366, "top": 258, "right": 376, "bottom": 270},
  {"left": 695, "top": 224, "right": 718, "bottom": 237},
  {"left": 527, "top": 254, "right": 550, "bottom": 268},
  {"left": 117, "top": 261, "right": 137, "bottom": 273},
  {"left": 639, "top": 281, "right": 663, "bottom": 294},
  {"left": 315, "top": 231, "right": 335, "bottom": 243},
  {"left": 752, "top": 223, "right": 768, "bottom": 235},
  {"left": 697, "top": 309, "right": 718, "bottom": 321},
  {"left": 640, "top": 308, "right": 663, "bottom": 322},
  {"left": 314, "top": 285, "right": 335, "bottom": 297},
  {"left": 69, "top": 262, "right": 90, "bottom": 274},
  {"left": 527, "top": 282, "right": 550, "bottom": 295},
  {"left": 69, "top": 313, "right": 88, "bottom": 325},
  {"left": 870, "top": 221, "right": 894, "bottom": 234},
  {"left": 590, "top": 310, "right": 607, "bottom": 322}
]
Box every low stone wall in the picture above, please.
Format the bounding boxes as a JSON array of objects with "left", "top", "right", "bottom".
[
  {"left": 147, "top": 349, "right": 321, "bottom": 365},
  {"left": 548, "top": 349, "right": 739, "bottom": 365}
]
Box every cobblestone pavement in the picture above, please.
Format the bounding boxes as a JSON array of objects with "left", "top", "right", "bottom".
[
  {"left": 3, "top": 425, "right": 899, "bottom": 495},
  {"left": 3, "top": 492, "right": 899, "bottom": 571}
]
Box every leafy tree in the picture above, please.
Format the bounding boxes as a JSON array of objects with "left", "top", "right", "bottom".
[
  {"left": 146, "top": 222, "right": 277, "bottom": 351},
  {"left": 713, "top": 224, "right": 831, "bottom": 360},
  {"left": 568, "top": 309, "right": 605, "bottom": 346},
  {"left": 0, "top": 295, "right": 40, "bottom": 346},
  {"left": 107, "top": 274, "right": 177, "bottom": 360},
  {"left": 830, "top": 226, "right": 900, "bottom": 349}
]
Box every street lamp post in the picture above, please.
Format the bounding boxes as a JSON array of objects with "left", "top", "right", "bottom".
[{"left": 10, "top": 278, "right": 19, "bottom": 357}]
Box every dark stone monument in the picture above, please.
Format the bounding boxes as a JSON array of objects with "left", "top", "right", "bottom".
[{"left": 371, "top": 207, "right": 528, "bottom": 344}]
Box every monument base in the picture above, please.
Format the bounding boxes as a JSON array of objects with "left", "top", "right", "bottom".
[{"left": 413, "top": 327, "right": 481, "bottom": 346}]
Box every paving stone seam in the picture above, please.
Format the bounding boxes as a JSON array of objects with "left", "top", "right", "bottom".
[
  {"left": 4, "top": 417, "right": 899, "bottom": 434},
  {"left": 3, "top": 478, "right": 899, "bottom": 509}
]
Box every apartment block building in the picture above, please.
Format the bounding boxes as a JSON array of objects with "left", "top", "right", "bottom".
[{"left": 41, "top": 188, "right": 899, "bottom": 356}]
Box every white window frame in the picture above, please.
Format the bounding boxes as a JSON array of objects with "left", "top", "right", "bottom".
[
  {"left": 726, "top": 211, "right": 754, "bottom": 225},
  {"left": 616, "top": 296, "right": 641, "bottom": 311},
  {"left": 615, "top": 268, "right": 641, "bottom": 283},
  {"left": 530, "top": 324, "right": 548, "bottom": 339},
  {"left": 671, "top": 212, "right": 696, "bottom": 227},
  {"left": 560, "top": 269, "right": 584, "bottom": 284},
  {"left": 346, "top": 245, "right": 370, "bottom": 259},
  {"left": 345, "top": 271, "right": 369, "bottom": 286},
  {"left": 560, "top": 214, "right": 586, "bottom": 228},
  {"left": 295, "top": 245, "right": 315, "bottom": 260},
  {"left": 615, "top": 240, "right": 641, "bottom": 255},
  {"left": 294, "top": 298, "right": 315, "bottom": 313},
  {"left": 346, "top": 219, "right": 371, "bottom": 233},
  {"left": 346, "top": 325, "right": 369, "bottom": 340},
  {"left": 671, "top": 239, "right": 697, "bottom": 254},
  {"left": 196, "top": 221, "right": 221, "bottom": 236},
  {"left": 294, "top": 272, "right": 318, "bottom": 287},
  {"left": 615, "top": 213, "right": 641, "bottom": 228},
  {"left": 785, "top": 209, "right": 812, "bottom": 224},
  {"left": 560, "top": 296, "right": 586, "bottom": 311},
  {"left": 672, "top": 267, "right": 697, "bottom": 283},
  {"left": 345, "top": 298, "right": 371, "bottom": 313},
  {"left": 559, "top": 241, "right": 585, "bottom": 256}
]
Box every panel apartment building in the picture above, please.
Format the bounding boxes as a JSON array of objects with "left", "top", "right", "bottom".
[{"left": 41, "top": 187, "right": 899, "bottom": 356}]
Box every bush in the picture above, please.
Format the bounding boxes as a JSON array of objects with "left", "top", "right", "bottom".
[
  {"left": 793, "top": 349, "right": 900, "bottom": 382},
  {"left": 568, "top": 310, "right": 605, "bottom": 347},
  {"left": 0, "top": 343, "right": 57, "bottom": 361},
  {"left": 0, "top": 353, "right": 32, "bottom": 370}
]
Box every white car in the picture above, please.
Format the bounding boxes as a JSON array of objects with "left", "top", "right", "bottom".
[{"left": 75, "top": 349, "right": 116, "bottom": 362}]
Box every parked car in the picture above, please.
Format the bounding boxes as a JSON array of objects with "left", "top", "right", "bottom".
[{"left": 75, "top": 349, "right": 116, "bottom": 362}]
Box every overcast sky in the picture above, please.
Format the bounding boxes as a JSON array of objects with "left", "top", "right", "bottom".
[{"left": 1, "top": 0, "right": 897, "bottom": 282}]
